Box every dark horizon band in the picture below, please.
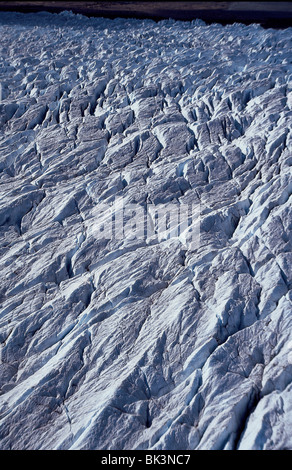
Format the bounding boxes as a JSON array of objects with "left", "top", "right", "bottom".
[{"left": 0, "top": 1, "right": 292, "bottom": 28}]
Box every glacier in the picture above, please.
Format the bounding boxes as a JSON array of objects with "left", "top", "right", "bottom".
[{"left": 0, "top": 10, "right": 291, "bottom": 450}]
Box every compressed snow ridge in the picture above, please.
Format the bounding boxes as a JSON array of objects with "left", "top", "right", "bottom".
[{"left": 0, "top": 10, "right": 291, "bottom": 450}]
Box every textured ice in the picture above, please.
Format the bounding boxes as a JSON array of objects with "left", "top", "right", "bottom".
[{"left": 0, "top": 10, "right": 292, "bottom": 450}]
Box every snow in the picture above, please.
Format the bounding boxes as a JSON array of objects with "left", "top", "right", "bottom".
[{"left": 0, "top": 10, "right": 291, "bottom": 450}]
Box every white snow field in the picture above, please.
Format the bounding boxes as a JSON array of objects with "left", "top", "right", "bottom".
[{"left": 0, "top": 10, "right": 292, "bottom": 450}]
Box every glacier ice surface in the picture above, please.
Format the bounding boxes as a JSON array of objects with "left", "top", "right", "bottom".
[{"left": 0, "top": 10, "right": 292, "bottom": 450}]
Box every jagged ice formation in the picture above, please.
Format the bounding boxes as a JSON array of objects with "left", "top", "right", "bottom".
[{"left": 0, "top": 10, "right": 292, "bottom": 450}]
